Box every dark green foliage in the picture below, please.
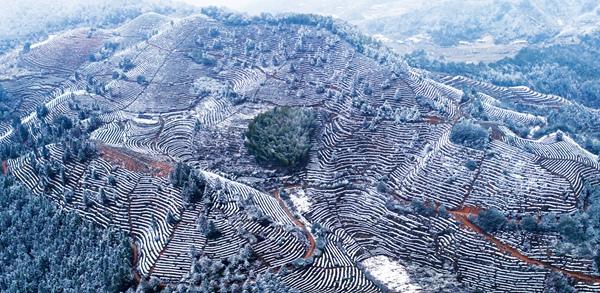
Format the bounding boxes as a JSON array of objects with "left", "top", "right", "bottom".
[
  {"left": 205, "top": 220, "right": 221, "bottom": 239},
  {"left": 520, "top": 215, "right": 538, "bottom": 232},
  {"left": 464, "top": 159, "right": 478, "bottom": 171},
  {"left": 245, "top": 107, "right": 317, "bottom": 169},
  {"left": 0, "top": 103, "right": 101, "bottom": 161},
  {"left": 189, "top": 48, "right": 216, "bottom": 66},
  {"left": 177, "top": 244, "right": 298, "bottom": 292},
  {"left": 476, "top": 208, "right": 507, "bottom": 233},
  {"left": 376, "top": 179, "right": 388, "bottom": 193},
  {"left": 543, "top": 272, "right": 576, "bottom": 293},
  {"left": 450, "top": 120, "right": 489, "bottom": 150},
  {"left": 170, "top": 163, "right": 206, "bottom": 204},
  {"left": 411, "top": 200, "right": 435, "bottom": 217},
  {"left": 36, "top": 105, "right": 49, "bottom": 118},
  {"left": 532, "top": 104, "right": 600, "bottom": 154},
  {"left": 136, "top": 75, "right": 148, "bottom": 85},
  {"left": 0, "top": 176, "right": 133, "bottom": 292},
  {"left": 405, "top": 34, "right": 600, "bottom": 109},
  {"left": 0, "top": 84, "right": 6, "bottom": 101},
  {"left": 557, "top": 215, "right": 585, "bottom": 244},
  {"left": 118, "top": 57, "right": 135, "bottom": 72},
  {"left": 107, "top": 174, "right": 117, "bottom": 186}
]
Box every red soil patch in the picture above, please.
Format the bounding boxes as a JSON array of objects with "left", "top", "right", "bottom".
[
  {"left": 451, "top": 205, "right": 483, "bottom": 217},
  {"left": 98, "top": 144, "right": 173, "bottom": 178},
  {"left": 424, "top": 115, "right": 444, "bottom": 124},
  {"left": 2, "top": 160, "right": 7, "bottom": 175},
  {"left": 450, "top": 208, "right": 600, "bottom": 284}
]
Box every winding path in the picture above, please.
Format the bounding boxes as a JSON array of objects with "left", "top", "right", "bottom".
[
  {"left": 450, "top": 207, "right": 600, "bottom": 284},
  {"left": 272, "top": 186, "right": 316, "bottom": 259}
]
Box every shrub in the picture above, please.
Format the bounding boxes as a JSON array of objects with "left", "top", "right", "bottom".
[
  {"left": 464, "top": 159, "right": 478, "bottom": 171},
  {"left": 558, "top": 215, "right": 585, "bottom": 244},
  {"left": 136, "top": 75, "right": 148, "bottom": 85},
  {"left": 189, "top": 48, "right": 216, "bottom": 66},
  {"left": 476, "top": 208, "right": 507, "bottom": 233},
  {"left": 520, "top": 215, "right": 538, "bottom": 232},
  {"left": 544, "top": 272, "right": 576, "bottom": 293},
  {"left": 118, "top": 57, "right": 135, "bottom": 72},
  {"left": 450, "top": 120, "right": 489, "bottom": 150},
  {"left": 411, "top": 200, "right": 435, "bottom": 217},
  {"left": 245, "top": 107, "right": 317, "bottom": 169},
  {"left": 170, "top": 163, "right": 206, "bottom": 204},
  {"left": 205, "top": 220, "right": 221, "bottom": 239}
]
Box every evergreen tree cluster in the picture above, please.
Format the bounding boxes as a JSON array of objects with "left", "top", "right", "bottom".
[
  {"left": 405, "top": 34, "right": 600, "bottom": 109},
  {"left": 245, "top": 107, "right": 317, "bottom": 169},
  {"left": 164, "top": 244, "right": 298, "bottom": 293},
  {"left": 449, "top": 119, "right": 490, "bottom": 150},
  {"left": 0, "top": 102, "right": 102, "bottom": 161},
  {"left": 0, "top": 176, "right": 133, "bottom": 292},
  {"left": 170, "top": 163, "right": 206, "bottom": 204}
]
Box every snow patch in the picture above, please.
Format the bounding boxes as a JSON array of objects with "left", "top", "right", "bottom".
[
  {"left": 31, "top": 34, "right": 57, "bottom": 49},
  {"left": 361, "top": 255, "right": 421, "bottom": 292},
  {"left": 289, "top": 189, "right": 311, "bottom": 214},
  {"left": 132, "top": 117, "right": 159, "bottom": 125},
  {"left": 372, "top": 33, "right": 392, "bottom": 43}
]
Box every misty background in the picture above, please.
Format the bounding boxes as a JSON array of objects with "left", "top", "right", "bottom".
[{"left": 3, "top": 0, "right": 600, "bottom": 61}]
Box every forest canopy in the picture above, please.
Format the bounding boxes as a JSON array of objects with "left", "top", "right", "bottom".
[
  {"left": 0, "top": 176, "right": 133, "bottom": 292},
  {"left": 245, "top": 107, "right": 317, "bottom": 169},
  {"left": 405, "top": 33, "right": 600, "bottom": 109}
]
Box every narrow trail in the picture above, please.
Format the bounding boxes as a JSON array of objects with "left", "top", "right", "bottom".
[
  {"left": 272, "top": 186, "right": 316, "bottom": 259},
  {"left": 450, "top": 207, "right": 600, "bottom": 284}
]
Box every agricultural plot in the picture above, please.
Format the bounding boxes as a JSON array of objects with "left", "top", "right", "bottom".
[{"left": 1, "top": 8, "right": 599, "bottom": 292}]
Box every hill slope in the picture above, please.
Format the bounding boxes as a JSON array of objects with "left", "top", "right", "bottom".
[{"left": 1, "top": 9, "right": 600, "bottom": 292}]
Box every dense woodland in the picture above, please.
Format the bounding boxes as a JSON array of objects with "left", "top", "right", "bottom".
[
  {"left": 407, "top": 36, "right": 600, "bottom": 156},
  {"left": 406, "top": 34, "right": 600, "bottom": 109},
  {"left": 245, "top": 107, "right": 317, "bottom": 169},
  {"left": 0, "top": 176, "right": 133, "bottom": 292}
]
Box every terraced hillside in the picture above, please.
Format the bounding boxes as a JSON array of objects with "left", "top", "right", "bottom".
[{"left": 1, "top": 8, "right": 600, "bottom": 292}]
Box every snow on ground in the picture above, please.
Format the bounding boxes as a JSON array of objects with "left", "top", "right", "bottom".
[
  {"left": 361, "top": 255, "right": 421, "bottom": 292},
  {"left": 372, "top": 33, "right": 392, "bottom": 43},
  {"left": 132, "top": 116, "right": 159, "bottom": 125},
  {"left": 289, "top": 188, "right": 311, "bottom": 214},
  {"left": 31, "top": 34, "right": 56, "bottom": 49}
]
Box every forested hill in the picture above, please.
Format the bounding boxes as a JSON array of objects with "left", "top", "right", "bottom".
[{"left": 0, "top": 7, "right": 599, "bottom": 292}]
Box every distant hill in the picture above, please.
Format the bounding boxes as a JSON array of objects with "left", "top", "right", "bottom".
[
  {"left": 195, "top": 0, "right": 600, "bottom": 62},
  {"left": 0, "top": 0, "right": 196, "bottom": 53}
]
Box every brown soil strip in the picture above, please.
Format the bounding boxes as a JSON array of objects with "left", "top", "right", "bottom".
[
  {"left": 450, "top": 207, "right": 600, "bottom": 284},
  {"left": 424, "top": 115, "right": 444, "bottom": 124},
  {"left": 97, "top": 144, "right": 173, "bottom": 177},
  {"left": 272, "top": 186, "right": 316, "bottom": 259}
]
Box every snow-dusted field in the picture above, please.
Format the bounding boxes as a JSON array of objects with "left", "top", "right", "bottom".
[
  {"left": 289, "top": 188, "right": 311, "bottom": 214},
  {"left": 361, "top": 255, "right": 421, "bottom": 292}
]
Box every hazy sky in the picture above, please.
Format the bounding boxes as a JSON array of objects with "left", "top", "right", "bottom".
[{"left": 177, "top": 0, "right": 428, "bottom": 21}]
